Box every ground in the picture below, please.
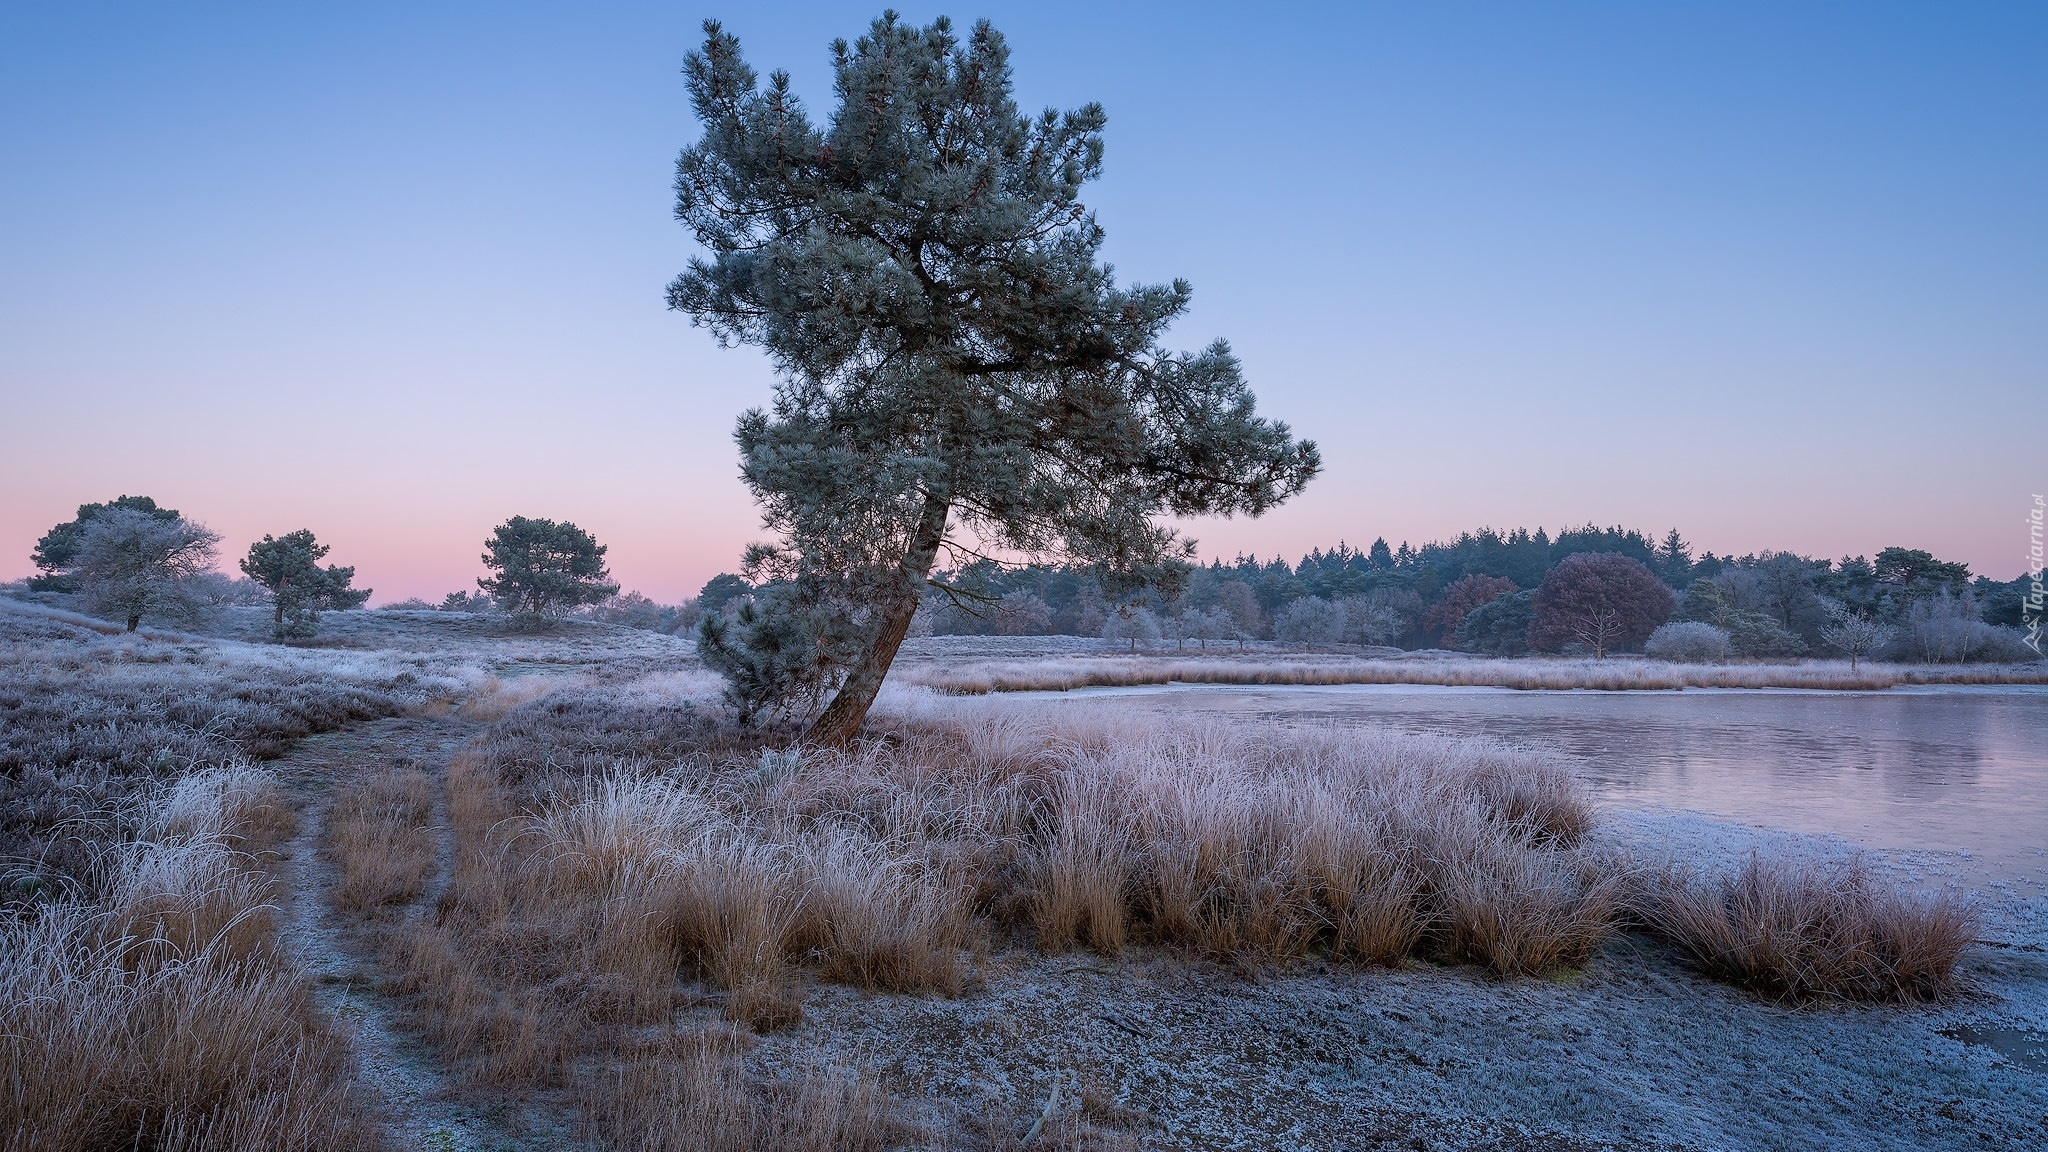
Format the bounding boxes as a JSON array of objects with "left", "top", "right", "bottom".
[{"left": 5, "top": 600, "right": 2046, "bottom": 1150}]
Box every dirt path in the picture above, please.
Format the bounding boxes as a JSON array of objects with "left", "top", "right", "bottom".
[{"left": 270, "top": 714, "right": 570, "bottom": 1152}]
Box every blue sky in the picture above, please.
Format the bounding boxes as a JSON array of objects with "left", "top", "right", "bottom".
[{"left": 2, "top": 2, "right": 2041, "bottom": 600}]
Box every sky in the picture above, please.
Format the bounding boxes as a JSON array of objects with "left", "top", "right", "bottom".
[{"left": 2, "top": 2, "right": 2042, "bottom": 603}]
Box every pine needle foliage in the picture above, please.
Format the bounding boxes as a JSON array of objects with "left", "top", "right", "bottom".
[
  {"left": 239, "top": 530, "right": 370, "bottom": 640},
  {"left": 669, "top": 12, "right": 1319, "bottom": 741}
]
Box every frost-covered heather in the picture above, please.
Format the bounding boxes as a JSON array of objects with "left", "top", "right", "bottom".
[
  {"left": 0, "top": 766, "right": 373, "bottom": 1151},
  {"left": 0, "top": 595, "right": 479, "bottom": 887},
  {"left": 200, "top": 603, "right": 697, "bottom": 668},
  {"left": 900, "top": 652, "right": 2048, "bottom": 695}
]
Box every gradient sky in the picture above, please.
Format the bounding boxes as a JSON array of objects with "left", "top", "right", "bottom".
[{"left": 2, "top": 2, "right": 2042, "bottom": 603}]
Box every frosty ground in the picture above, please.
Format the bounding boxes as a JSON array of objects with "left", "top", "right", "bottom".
[{"left": 2, "top": 600, "right": 2043, "bottom": 1151}]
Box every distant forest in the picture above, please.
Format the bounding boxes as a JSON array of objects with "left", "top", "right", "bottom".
[{"left": 658, "top": 525, "right": 2029, "bottom": 661}]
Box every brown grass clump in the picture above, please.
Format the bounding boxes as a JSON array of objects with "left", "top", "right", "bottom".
[
  {"left": 0, "top": 766, "right": 376, "bottom": 1151},
  {"left": 590, "top": 1029, "right": 891, "bottom": 1152},
  {"left": 328, "top": 767, "right": 435, "bottom": 915},
  {"left": 1633, "top": 852, "right": 1978, "bottom": 1001}
]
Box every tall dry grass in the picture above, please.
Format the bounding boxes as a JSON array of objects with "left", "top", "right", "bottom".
[
  {"left": 1633, "top": 852, "right": 1977, "bottom": 1002},
  {"left": 902, "top": 654, "right": 2048, "bottom": 696},
  {"left": 589, "top": 1029, "right": 891, "bottom": 1152},
  {"left": 0, "top": 766, "right": 376, "bottom": 1151},
  {"left": 327, "top": 767, "right": 436, "bottom": 916}
]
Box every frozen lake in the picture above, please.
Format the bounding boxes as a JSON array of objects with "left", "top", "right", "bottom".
[{"left": 1024, "top": 682, "right": 2048, "bottom": 886}]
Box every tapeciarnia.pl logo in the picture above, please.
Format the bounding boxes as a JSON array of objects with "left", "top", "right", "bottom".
[{"left": 2026, "top": 495, "right": 2044, "bottom": 656}]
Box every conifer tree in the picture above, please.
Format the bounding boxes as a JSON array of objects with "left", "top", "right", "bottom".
[
  {"left": 670, "top": 13, "right": 1319, "bottom": 741},
  {"left": 477, "top": 517, "right": 619, "bottom": 621},
  {"left": 239, "top": 530, "right": 371, "bottom": 639}
]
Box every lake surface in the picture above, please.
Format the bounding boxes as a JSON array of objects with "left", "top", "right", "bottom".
[{"left": 1027, "top": 683, "right": 2048, "bottom": 887}]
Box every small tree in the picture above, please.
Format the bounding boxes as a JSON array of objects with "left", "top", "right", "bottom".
[
  {"left": 71, "top": 508, "right": 220, "bottom": 631},
  {"left": 1424, "top": 575, "right": 1517, "bottom": 648},
  {"left": 239, "top": 530, "right": 371, "bottom": 639},
  {"left": 1275, "top": 596, "right": 1346, "bottom": 651},
  {"left": 1529, "top": 553, "right": 1674, "bottom": 657},
  {"left": 478, "top": 517, "right": 620, "bottom": 621},
  {"left": 697, "top": 585, "right": 862, "bottom": 726},
  {"left": 1819, "top": 608, "right": 1894, "bottom": 671},
  {"left": 29, "top": 495, "right": 180, "bottom": 592},
  {"left": 993, "top": 590, "right": 1053, "bottom": 637},
  {"left": 1185, "top": 606, "right": 1234, "bottom": 651},
  {"left": 1214, "top": 580, "right": 1265, "bottom": 640},
  {"left": 1101, "top": 605, "right": 1163, "bottom": 652}
]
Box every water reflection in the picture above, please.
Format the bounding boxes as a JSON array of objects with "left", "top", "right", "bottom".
[{"left": 1029, "top": 683, "right": 2048, "bottom": 882}]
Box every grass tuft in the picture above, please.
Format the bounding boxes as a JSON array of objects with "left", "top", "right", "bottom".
[{"left": 1633, "top": 852, "right": 1977, "bottom": 1001}]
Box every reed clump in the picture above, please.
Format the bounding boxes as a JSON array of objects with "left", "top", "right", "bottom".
[{"left": 1633, "top": 852, "right": 1977, "bottom": 1002}]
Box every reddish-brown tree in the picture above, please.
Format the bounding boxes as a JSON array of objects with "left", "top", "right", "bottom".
[
  {"left": 1529, "top": 553, "right": 1675, "bottom": 657},
  {"left": 1424, "top": 574, "right": 1518, "bottom": 648}
]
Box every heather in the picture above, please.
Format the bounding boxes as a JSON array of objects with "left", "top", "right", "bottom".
[{"left": 0, "top": 596, "right": 472, "bottom": 889}]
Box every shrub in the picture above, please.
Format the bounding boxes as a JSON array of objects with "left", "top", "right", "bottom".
[
  {"left": 1901, "top": 590, "right": 2035, "bottom": 663},
  {"left": 1644, "top": 621, "right": 1731, "bottom": 662}
]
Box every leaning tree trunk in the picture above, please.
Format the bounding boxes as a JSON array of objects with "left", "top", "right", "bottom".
[{"left": 806, "top": 493, "right": 950, "bottom": 747}]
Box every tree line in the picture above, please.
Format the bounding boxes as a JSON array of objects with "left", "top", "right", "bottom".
[
  {"left": 18, "top": 498, "right": 623, "bottom": 640},
  {"left": 679, "top": 523, "right": 2031, "bottom": 666}
]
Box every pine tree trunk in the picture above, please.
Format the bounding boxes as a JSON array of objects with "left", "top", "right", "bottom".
[{"left": 806, "top": 492, "right": 949, "bottom": 746}]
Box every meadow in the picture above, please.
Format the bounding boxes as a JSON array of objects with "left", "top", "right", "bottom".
[{"left": 2, "top": 598, "right": 2042, "bottom": 1151}]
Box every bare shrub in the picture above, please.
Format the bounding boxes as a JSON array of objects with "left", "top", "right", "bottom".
[
  {"left": 1635, "top": 852, "right": 1977, "bottom": 1001},
  {"left": 327, "top": 767, "right": 435, "bottom": 916}
]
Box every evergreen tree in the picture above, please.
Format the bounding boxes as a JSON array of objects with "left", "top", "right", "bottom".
[
  {"left": 478, "top": 517, "right": 619, "bottom": 621},
  {"left": 671, "top": 15, "right": 1318, "bottom": 742},
  {"left": 1654, "top": 528, "right": 1693, "bottom": 587},
  {"left": 239, "top": 530, "right": 371, "bottom": 639}
]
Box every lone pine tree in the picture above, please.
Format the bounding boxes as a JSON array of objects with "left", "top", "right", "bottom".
[
  {"left": 239, "top": 530, "right": 371, "bottom": 639},
  {"left": 477, "top": 516, "right": 619, "bottom": 620},
  {"left": 670, "top": 13, "right": 1319, "bottom": 742}
]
